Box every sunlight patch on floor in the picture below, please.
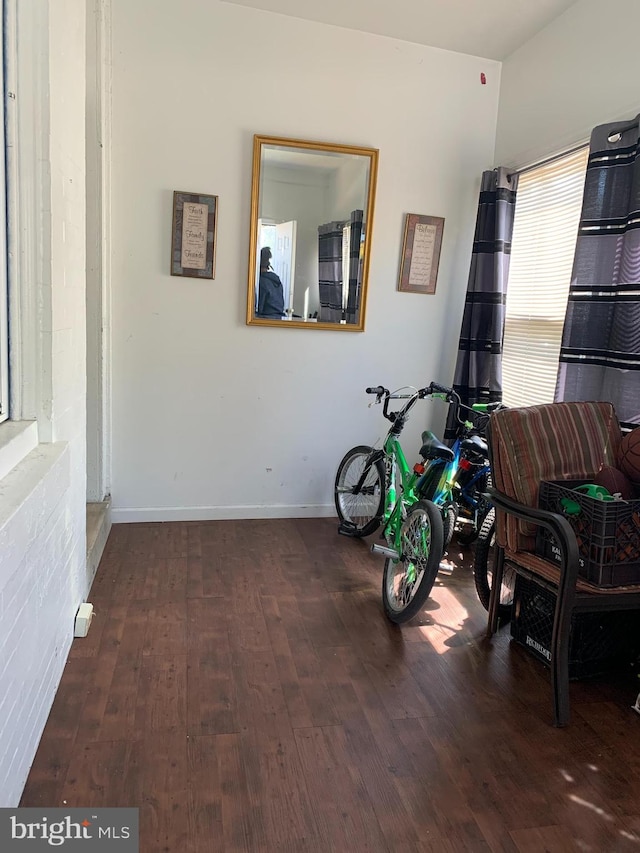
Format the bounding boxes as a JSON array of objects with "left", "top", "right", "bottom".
[
  {"left": 568, "top": 794, "right": 614, "bottom": 822},
  {"left": 619, "top": 830, "right": 640, "bottom": 843},
  {"left": 417, "top": 585, "right": 470, "bottom": 654}
]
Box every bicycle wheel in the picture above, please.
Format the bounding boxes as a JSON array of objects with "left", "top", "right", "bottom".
[
  {"left": 456, "top": 471, "right": 491, "bottom": 546},
  {"left": 473, "top": 508, "right": 515, "bottom": 620},
  {"left": 455, "top": 502, "right": 490, "bottom": 546},
  {"left": 334, "top": 445, "right": 385, "bottom": 537},
  {"left": 443, "top": 502, "right": 458, "bottom": 547},
  {"left": 382, "top": 499, "right": 444, "bottom": 624}
]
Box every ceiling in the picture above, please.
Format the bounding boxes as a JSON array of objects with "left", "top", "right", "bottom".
[{"left": 222, "top": 0, "right": 578, "bottom": 61}]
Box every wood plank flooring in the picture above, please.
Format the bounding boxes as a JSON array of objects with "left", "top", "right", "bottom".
[{"left": 20, "top": 519, "right": 640, "bottom": 851}]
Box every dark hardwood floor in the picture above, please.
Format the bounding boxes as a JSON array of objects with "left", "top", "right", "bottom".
[{"left": 20, "top": 519, "right": 640, "bottom": 851}]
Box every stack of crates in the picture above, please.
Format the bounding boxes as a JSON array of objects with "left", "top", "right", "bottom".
[{"left": 509, "top": 479, "right": 640, "bottom": 677}]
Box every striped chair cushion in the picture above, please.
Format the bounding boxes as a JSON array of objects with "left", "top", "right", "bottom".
[{"left": 489, "top": 401, "right": 622, "bottom": 552}]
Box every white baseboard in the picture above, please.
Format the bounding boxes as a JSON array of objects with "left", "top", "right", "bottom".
[{"left": 111, "top": 503, "right": 337, "bottom": 523}]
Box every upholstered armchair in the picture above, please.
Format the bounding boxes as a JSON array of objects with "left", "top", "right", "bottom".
[{"left": 485, "top": 401, "right": 640, "bottom": 726}]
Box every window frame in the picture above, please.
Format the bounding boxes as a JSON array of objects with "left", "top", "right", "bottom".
[
  {"left": 0, "top": 0, "right": 8, "bottom": 423},
  {"left": 0, "top": 0, "right": 52, "bottom": 475}
]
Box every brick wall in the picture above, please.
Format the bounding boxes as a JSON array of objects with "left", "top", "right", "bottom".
[{"left": 0, "top": 0, "right": 87, "bottom": 806}]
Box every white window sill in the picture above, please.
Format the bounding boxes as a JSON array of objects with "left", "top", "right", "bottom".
[
  {"left": 0, "top": 420, "right": 38, "bottom": 481},
  {"left": 0, "top": 441, "right": 69, "bottom": 569}
]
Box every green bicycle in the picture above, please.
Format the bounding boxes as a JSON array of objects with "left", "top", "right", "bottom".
[{"left": 334, "top": 382, "right": 458, "bottom": 623}]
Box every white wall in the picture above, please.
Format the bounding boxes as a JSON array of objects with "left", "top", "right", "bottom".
[
  {"left": 328, "top": 158, "right": 368, "bottom": 223},
  {"left": 110, "top": 0, "right": 500, "bottom": 521},
  {"left": 495, "top": 0, "right": 640, "bottom": 167},
  {"left": 0, "top": 0, "right": 87, "bottom": 806}
]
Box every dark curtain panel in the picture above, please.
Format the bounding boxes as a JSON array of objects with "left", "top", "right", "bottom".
[
  {"left": 556, "top": 116, "right": 640, "bottom": 428},
  {"left": 318, "top": 221, "right": 344, "bottom": 323},
  {"left": 445, "top": 167, "right": 518, "bottom": 438},
  {"left": 345, "top": 209, "right": 364, "bottom": 325}
]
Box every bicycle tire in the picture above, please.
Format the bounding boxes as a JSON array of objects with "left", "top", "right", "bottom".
[
  {"left": 455, "top": 503, "right": 490, "bottom": 546},
  {"left": 473, "top": 508, "right": 515, "bottom": 620},
  {"left": 334, "top": 445, "right": 385, "bottom": 537},
  {"left": 455, "top": 471, "right": 491, "bottom": 545},
  {"left": 443, "top": 503, "right": 458, "bottom": 547},
  {"left": 382, "top": 499, "right": 444, "bottom": 624}
]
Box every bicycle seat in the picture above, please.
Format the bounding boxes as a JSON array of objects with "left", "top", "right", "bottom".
[
  {"left": 419, "top": 431, "right": 455, "bottom": 462},
  {"left": 460, "top": 434, "right": 488, "bottom": 459}
]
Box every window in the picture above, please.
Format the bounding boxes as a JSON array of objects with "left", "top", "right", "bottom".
[
  {"left": 502, "top": 147, "right": 589, "bottom": 408},
  {"left": 0, "top": 6, "right": 8, "bottom": 424}
]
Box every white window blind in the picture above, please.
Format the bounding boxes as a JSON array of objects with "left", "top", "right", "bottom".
[{"left": 502, "top": 146, "right": 589, "bottom": 409}]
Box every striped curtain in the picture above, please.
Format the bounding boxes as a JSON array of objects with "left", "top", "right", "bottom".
[
  {"left": 446, "top": 168, "right": 518, "bottom": 437},
  {"left": 556, "top": 116, "right": 640, "bottom": 429},
  {"left": 345, "top": 209, "right": 363, "bottom": 325},
  {"left": 318, "top": 221, "right": 344, "bottom": 323}
]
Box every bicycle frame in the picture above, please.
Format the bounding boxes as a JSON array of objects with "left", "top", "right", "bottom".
[
  {"left": 413, "top": 400, "right": 493, "bottom": 530},
  {"left": 457, "top": 462, "right": 491, "bottom": 511},
  {"left": 348, "top": 385, "right": 440, "bottom": 558},
  {"left": 416, "top": 449, "right": 460, "bottom": 509},
  {"left": 380, "top": 434, "right": 422, "bottom": 555}
]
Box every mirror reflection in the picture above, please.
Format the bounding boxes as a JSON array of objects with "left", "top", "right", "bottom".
[{"left": 247, "top": 136, "right": 378, "bottom": 331}]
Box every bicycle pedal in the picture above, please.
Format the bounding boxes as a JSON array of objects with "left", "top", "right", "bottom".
[
  {"left": 338, "top": 521, "right": 359, "bottom": 537},
  {"left": 371, "top": 544, "right": 400, "bottom": 560}
]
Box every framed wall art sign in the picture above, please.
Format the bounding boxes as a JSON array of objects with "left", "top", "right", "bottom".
[
  {"left": 398, "top": 213, "right": 444, "bottom": 295},
  {"left": 171, "top": 191, "right": 218, "bottom": 279}
]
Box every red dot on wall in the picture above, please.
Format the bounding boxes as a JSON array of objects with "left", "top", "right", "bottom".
[{"left": 480, "top": 72, "right": 487, "bottom": 84}]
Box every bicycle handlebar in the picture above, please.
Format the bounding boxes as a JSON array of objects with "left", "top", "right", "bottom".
[
  {"left": 364, "top": 382, "right": 506, "bottom": 435},
  {"left": 471, "top": 401, "right": 505, "bottom": 413},
  {"left": 365, "top": 382, "right": 460, "bottom": 427},
  {"left": 428, "top": 382, "right": 455, "bottom": 398},
  {"left": 365, "top": 383, "right": 458, "bottom": 402}
]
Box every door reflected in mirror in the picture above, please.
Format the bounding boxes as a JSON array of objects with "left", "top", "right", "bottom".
[{"left": 246, "top": 135, "right": 378, "bottom": 332}]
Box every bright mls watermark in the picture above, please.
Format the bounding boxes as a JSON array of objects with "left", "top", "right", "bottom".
[{"left": 0, "top": 809, "right": 138, "bottom": 851}]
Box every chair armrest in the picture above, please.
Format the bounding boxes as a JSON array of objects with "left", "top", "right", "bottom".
[{"left": 486, "top": 487, "right": 581, "bottom": 584}]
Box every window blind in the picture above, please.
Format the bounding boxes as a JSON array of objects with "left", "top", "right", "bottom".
[{"left": 502, "top": 147, "right": 589, "bottom": 409}]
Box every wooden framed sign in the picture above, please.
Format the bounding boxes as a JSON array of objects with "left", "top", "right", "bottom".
[
  {"left": 398, "top": 213, "right": 444, "bottom": 294},
  {"left": 171, "top": 191, "right": 218, "bottom": 279}
]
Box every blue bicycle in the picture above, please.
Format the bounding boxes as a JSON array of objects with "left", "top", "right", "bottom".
[
  {"left": 397, "top": 391, "right": 495, "bottom": 548},
  {"left": 422, "top": 395, "right": 515, "bottom": 618}
]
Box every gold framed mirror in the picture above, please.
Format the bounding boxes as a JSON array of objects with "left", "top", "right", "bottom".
[{"left": 246, "top": 135, "right": 378, "bottom": 332}]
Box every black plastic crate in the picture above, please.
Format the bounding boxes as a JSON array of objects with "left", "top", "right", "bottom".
[
  {"left": 510, "top": 574, "right": 640, "bottom": 679},
  {"left": 536, "top": 479, "right": 640, "bottom": 587}
]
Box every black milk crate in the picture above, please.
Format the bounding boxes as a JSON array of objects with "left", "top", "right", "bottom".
[
  {"left": 510, "top": 574, "right": 640, "bottom": 679},
  {"left": 536, "top": 479, "right": 640, "bottom": 587}
]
